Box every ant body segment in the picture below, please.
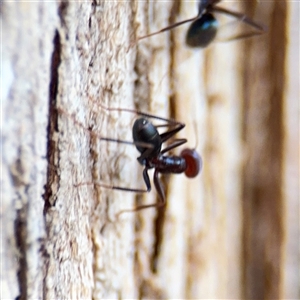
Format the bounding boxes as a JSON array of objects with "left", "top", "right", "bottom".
[
  {"left": 74, "top": 106, "right": 202, "bottom": 212},
  {"left": 137, "top": 0, "right": 266, "bottom": 48}
]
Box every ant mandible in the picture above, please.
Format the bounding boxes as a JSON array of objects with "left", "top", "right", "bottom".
[
  {"left": 136, "top": 0, "right": 267, "bottom": 48},
  {"left": 75, "top": 106, "right": 202, "bottom": 213}
]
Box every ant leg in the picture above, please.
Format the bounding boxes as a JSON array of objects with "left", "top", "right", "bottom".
[
  {"left": 137, "top": 145, "right": 157, "bottom": 165},
  {"left": 118, "top": 169, "right": 166, "bottom": 217},
  {"left": 159, "top": 123, "right": 185, "bottom": 143},
  {"left": 135, "top": 129, "right": 187, "bottom": 164},
  {"left": 98, "top": 102, "right": 184, "bottom": 127},
  {"left": 136, "top": 120, "right": 185, "bottom": 145},
  {"left": 57, "top": 107, "right": 155, "bottom": 150},
  {"left": 135, "top": 16, "right": 199, "bottom": 42},
  {"left": 160, "top": 138, "right": 187, "bottom": 154},
  {"left": 76, "top": 167, "right": 151, "bottom": 196},
  {"left": 98, "top": 103, "right": 186, "bottom": 143},
  {"left": 212, "top": 6, "right": 267, "bottom": 33},
  {"left": 74, "top": 137, "right": 155, "bottom": 187},
  {"left": 153, "top": 169, "right": 166, "bottom": 206}
]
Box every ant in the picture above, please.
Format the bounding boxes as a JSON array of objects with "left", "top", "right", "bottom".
[
  {"left": 136, "top": 0, "right": 267, "bottom": 48},
  {"left": 74, "top": 105, "right": 202, "bottom": 213}
]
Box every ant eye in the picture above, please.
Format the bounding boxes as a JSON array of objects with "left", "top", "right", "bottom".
[
  {"left": 186, "top": 13, "right": 218, "bottom": 48},
  {"left": 181, "top": 148, "right": 203, "bottom": 178}
]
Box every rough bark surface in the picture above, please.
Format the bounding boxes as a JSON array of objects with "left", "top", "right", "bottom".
[{"left": 1, "top": 1, "right": 299, "bottom": 299}]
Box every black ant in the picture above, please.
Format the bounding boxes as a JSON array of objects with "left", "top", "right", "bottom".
[
  {"left": 74, "top": 106, "right": 202, "bottom": 213},
  {"left": 136, "top": 0, "right": 267, "bottom": 48}
]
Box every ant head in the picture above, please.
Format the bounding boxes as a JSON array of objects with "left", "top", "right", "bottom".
[
  {"left": 132, "top": 118, "right": 162, "bottom": 157},
  {"left": 180, "top": 148, "right": 203, "bottom": 178},
  {"left": 133, "top": 118, "right": 159, "bottom": 143},
  {"left": 186, "top": 13, "right": 218, "bottom": 48}
]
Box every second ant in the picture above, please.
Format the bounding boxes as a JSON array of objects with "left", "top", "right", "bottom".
[{"left": 136, "top": 0, "right": 266, "bottom": 48}]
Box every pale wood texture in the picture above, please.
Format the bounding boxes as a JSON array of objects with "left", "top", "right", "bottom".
[
  {"left": 2, "top": 1, "right": 299, "bottom": 299},
  {"left": 2, "top": 2, "right": 58, "bottom": 298}
]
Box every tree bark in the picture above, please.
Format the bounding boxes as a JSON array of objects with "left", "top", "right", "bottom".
[{"left": 2, "top": 1, "right": 299, "bottom": 299}]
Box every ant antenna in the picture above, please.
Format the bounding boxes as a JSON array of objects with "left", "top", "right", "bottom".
[
  {"left": 178, "top": 120, "right": 203, "bottom": 179},
  {"left": 191, "top": 120, "right": 200, "bottom": 151}
]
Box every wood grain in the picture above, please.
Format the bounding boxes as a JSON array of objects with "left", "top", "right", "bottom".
[{"left": 2, "top": 0, "right": 299, "bottom": 299}]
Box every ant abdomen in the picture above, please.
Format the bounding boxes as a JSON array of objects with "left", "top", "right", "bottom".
[
  {"left": 186, "top": 13, "right": 218, "bottom": 48},
  {"left": 181, "top": 148, "right": 203, "bottom": 178},
  {"left": 153, "top": 155, "right": 187, "bottom": 175}
]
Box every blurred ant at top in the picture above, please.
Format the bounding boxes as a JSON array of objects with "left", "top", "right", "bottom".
[{"left": 136, "top": 0, "right": 267, "bottom": 48}]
